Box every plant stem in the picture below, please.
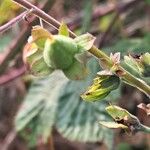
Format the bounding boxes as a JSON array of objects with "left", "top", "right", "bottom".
[
  {"left": 140, "top": 124, "right": 150, "bottom": 133},
  {"left": 0, "top": 11, "right": 28, "bottom": 33},
  {"left": 12, "top": 0, "right": 150, "bottom": 97},
  {"left": 13, "top": 0, "right": 76, "bottom": 37},
  {"left": 0, "top": 66, "right": 26, "bottom": 85}
]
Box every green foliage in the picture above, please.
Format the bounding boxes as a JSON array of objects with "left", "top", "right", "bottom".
[
  {"left": 24, "top": 24, "right": 95, "bottom": 80},
  {"left": 124, "top": 53, "right": 150, "bottom": 77},
  {"left": 15, "top": 58, "right": 120, "bottom": 149},
  {"left": 105, "top": 36, "right": 150, "bottom": 84},
  {"left": 56, "top": 59, "right": 113, "bottom": 143},
  {"left": 74, "top": 33, "right": 95, "bottom": 52},
  {"left": 15, "top": 72, "right": 66, "bottom": 146},
  {"left": 99, "top": 105, "right": 144, "bottom": 134},
  {"left": 23, "top": 26, "right": 53, "bottom": 76}
]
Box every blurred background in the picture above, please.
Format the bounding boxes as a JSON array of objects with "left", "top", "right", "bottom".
[{"left": 0, "top": 0, "right": 150, "bottom": 150}]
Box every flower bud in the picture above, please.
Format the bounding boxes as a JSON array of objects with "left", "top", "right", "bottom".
[{"left": 81, "top": 72, "right": 120, "bottom": 101}]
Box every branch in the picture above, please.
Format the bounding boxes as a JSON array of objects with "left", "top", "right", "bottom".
[
  {"left": 0, "top": 11, "right": 28, "bottom": 33},
  {"left": 13, "top": 0, "right": 76, "bottom": 37},
  {"left": 1, "top": 130, "right": 17, "bottom": 150},
  {"left": 140, "top": 124, "right": 150, "bottom": 133},
  {"left": 12, "top": 0, "right": 150, "bottom": 97},
  {"left": 0, "top": 66, "right": 26, "bottom": 85}
]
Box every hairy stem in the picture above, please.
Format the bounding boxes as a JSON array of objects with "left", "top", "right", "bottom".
[{"left": 12, "top": 0, "right": 150, "bottom": 97}]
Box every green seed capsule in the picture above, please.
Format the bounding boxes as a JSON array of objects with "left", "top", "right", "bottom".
[{"left": 43, "top": 35, "right": 78, "bottom": 70}]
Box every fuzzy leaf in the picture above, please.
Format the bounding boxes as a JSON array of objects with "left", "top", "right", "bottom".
[
  {"left": 15, "top": 72, "right": 67, "bottom": 145},
  {"left": 56, "top": 58, "right": 119, "bottom": 149}
]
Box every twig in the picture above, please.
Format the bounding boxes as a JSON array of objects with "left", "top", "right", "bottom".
[
  {"left": 12, "top": 0, "right": 150, "bottom": 98},
  {"left": 0, "top": 66, "right": 26, "bottom": 85},
  {"left": 1, "top": 130, "right": 17, "bottom": 150},
  {"left": 0, "top": 10, "right": 29, "bottom": 34},
  {"left": 13, "top": 0, "right": 76, "bottom": 37}
]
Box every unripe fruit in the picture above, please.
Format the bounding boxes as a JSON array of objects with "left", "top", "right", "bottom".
[{"left": 43, "top": 35, "right": 78, "bottom": 69}]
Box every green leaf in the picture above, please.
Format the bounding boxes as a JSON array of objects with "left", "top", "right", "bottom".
[
  {"left": 63, "top": 59, "right": 87, "bottom": 80},
  {"left": 56, "top": 58, "right": 119, "bottom": 149},
  {"left": 58, "top": 22, "right": 69, "bottom": 37},
  {"left": 30, "top": 56, "right": 54, "bottom": 76},
  {"left": 106, "top": 105, "right": 131, "bottom": 121},
  {"left": 31, "top": 26, "right": 53, "bottom": 49},
  {"left": 124, "top": 55, "right": 141, "bottom": 75},
  {"left": 15, "top": 72, "right": 67, "bottom": 145},
  {"left": 74, "top": 33, "right": 95, "bottom": 52},
  {"left": 23, "top": 43, "right": 52, "bottom": 77},
  {"left": 99, "top": 121, "right": 128, "bottom": 129}
]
